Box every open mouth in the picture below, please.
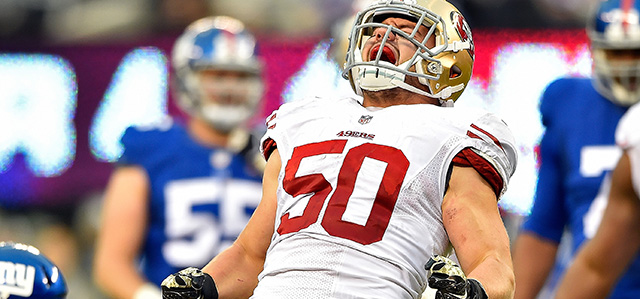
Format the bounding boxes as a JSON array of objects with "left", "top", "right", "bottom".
[{"left": 370, "top": 45, "right": 397, "bottom": 65}]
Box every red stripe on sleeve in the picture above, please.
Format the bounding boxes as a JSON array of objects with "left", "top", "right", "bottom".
[
  {"left": 452, "top": 148, "right": 503, "bottom": 198},
  {"left": 469, "top": 124, "right": 503, "bottom": 150},
  {"left": 262, "top": 138, "right": 277, "bottom": 160}
]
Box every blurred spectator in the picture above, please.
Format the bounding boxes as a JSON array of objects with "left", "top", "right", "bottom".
[
  {"left": 0, "top": 0, "right": 603, "bottom": 43},
  {"left": 0, "top": 0, "right": 213, "bottom": 44},
  {"left": 152, "top": 0, "right": 212, "bottom": 33},
  {"left": 453, "top": 0, "right": 599, "bottom": 29}
]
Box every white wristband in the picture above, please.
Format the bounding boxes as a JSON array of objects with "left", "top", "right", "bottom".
[{"left": 133, "top": 283, "right": 161, "bottom": 299}]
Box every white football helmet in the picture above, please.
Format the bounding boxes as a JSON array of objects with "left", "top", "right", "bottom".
[
  {"left": 343, "top": 0, "right": 474, "bottom": 105},
  {"left": 589, "top": 0, "right": 640, "bottom": 106},
  {"left": 172, "top": 16, "right": 264, "bottom": 132}
]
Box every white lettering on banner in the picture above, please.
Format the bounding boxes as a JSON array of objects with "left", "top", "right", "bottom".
[
  {"left": 0, "top": 54, "right": 76, "bottom": 176},
  {"left": 89, "top": 47, "right": 168, "bottom": 162},
  {"left": 0, "top": 49, "right": 167, "bottom": 176}
]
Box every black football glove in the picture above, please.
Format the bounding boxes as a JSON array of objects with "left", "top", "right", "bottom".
[
  {"left": 425, "top": 255, "right": 488, "bottom": 299},
  {"left": 161, "top": 267, "right": 218, "bottom": 299}
]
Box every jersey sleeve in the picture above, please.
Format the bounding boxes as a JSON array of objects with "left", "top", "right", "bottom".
[
  {"left": 461, "top": 112, "right": 518, "bottom": 199},
  {"left": 118, "top": 117, "right": 175, "bottom": 167},
  {"left": 452, "top": 148, "right": 503, "bottom": 198},
  {"left": 117, "top": 126, "right": 147, "bottom": 166},
  {"left": 520, "top": 79, "right": 568, "bottom": 243},
  {"left": 260, "top": 110, "right": 279, "bottom": 160},
  {"left": 616, "top": 102, "right": 640, "bottom": 197},
  {"left": 260, "top": 98, "right": 317, "bottom": 161}
]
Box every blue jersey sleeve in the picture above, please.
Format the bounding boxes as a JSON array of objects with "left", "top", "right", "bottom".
[
  {"left": 118, "top": 121, "right": 175, "bottom": 167},
  {"left": 520, "top": 79, "right": 569, "bottom": 243},
  {"left": 117, "top": 126, "right": 147, "bottom": 166}
]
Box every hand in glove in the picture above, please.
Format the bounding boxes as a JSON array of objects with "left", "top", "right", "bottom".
[
  {"left": 425, "top": 255, "right": 488, "bottom": 299},
  {"left": 161, "top": 267, "right": 218, "bottom": 299}
]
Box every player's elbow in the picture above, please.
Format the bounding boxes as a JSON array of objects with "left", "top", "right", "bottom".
[
  {"left": 505, "top": 269, "right": 516, "bottom": 299},
  {"left": 495, "top": 257, "right": 516, "bottom": 299},
  {"left": 477, "top": 253, "right": 515, "bottom": 299}
]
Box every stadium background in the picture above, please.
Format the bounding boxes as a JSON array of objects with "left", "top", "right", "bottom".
[{"left": 0, "top": 0, "right": 600, "bottom": 298}]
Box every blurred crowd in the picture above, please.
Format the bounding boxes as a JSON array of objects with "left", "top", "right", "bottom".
[{"left": 0, "top": 0, "right": 598, "bottom": 44}]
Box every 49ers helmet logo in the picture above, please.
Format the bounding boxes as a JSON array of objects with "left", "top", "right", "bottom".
[{"left": 451, "top": 11, "right": 474, "bottom": 59}]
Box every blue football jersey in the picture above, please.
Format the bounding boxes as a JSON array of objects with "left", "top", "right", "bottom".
[
  {"left": 521, "top": 77, "right": 640, "bottom": 298},
  {"left": 118, "top": 118, "right": 263, "bottom": 286}
]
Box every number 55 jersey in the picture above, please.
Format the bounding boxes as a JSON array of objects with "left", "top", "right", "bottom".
[
  {"left": 118, "top": 119, "right": 264, "bottom": 286},
  {"left": 256, "top": 96, "right": 518, "bottom": 299}
]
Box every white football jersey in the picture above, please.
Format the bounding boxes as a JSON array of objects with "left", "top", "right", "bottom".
[
  {"left": 616, "top": 102, "right": 640, "bottom": 197},
  {"left": 255, "top": 96, "right": 517, "bottom": 299}
]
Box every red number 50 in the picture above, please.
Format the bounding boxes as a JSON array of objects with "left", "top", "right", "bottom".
[{"left": 278, "top": 140, "right": 409, "bottom": 245}]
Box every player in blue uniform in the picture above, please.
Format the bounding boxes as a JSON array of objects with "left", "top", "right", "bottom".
[
  {"left": 512, "top": 1, "right": 640, "bottom": 298},
  {"left": 92, "top": 16, "right": 265, "bottom": 299},
  {"left": 555, "top": 102, "right": 640, "bottom": 298}
]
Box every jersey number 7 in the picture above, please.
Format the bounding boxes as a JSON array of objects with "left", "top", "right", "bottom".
[{"left": 278, "top": 140, "right": 409, "bottom": 245}]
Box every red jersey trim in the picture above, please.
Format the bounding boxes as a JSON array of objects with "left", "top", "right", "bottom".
[
  {"left": 262, "top": 138, "right": 277, "bottom": 160},
  {"left": 452, "top": 148, "right": 503, "bottom": 198},
  {"left": 468, "top": 124, "right": 504, "bottom": 151}
]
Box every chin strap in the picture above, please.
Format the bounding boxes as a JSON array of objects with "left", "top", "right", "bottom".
[
  {"left": 357, "top": 65, "right": 462, "bottom": 106},
  {"left": 440, "top": 99, "right": 455, "bottom": 107},
  {"left": 394, "top": 79, "right": 464, "bottom": 106},
  {"left": 434, "top": 84, "right": 464, "bottom": 105}
]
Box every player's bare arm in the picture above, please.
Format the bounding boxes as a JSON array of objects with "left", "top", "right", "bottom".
[
  {"left": 512, "top": 231, "right": 559, "bottom": 299},
  {"left": 555, "top": 152, "right": 640, "bottom": 299},
  {"left": 93, "top": 166, "right": 153, "bottom": 298},
  {"left": 443, "top": 165, "right": 515, "bottom": 299},
  {"left": 199, "top": 149, "right": 280, "bottom": 298}
]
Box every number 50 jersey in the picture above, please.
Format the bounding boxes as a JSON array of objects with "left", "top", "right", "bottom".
[{"left": 256, "top": 96, "right": 518, "bottom": 299}]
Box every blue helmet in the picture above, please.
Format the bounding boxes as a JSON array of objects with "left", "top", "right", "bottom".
[
  {"left": 588, "top": 0, "right": 640, "bottom": 106},
  {"left": 0, "top": 242, "right": 67, "bottom": 298},
  {"left": 172, "top": 16, "right": 264, "bottom": 132}
]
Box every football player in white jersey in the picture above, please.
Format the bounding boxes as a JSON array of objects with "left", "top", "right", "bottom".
[
  {"left": 161, "top": 1, "right": 518, "bottom": 298},
  {"left": 555, "top": 102, "right": 640, "bottom": 299}
]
